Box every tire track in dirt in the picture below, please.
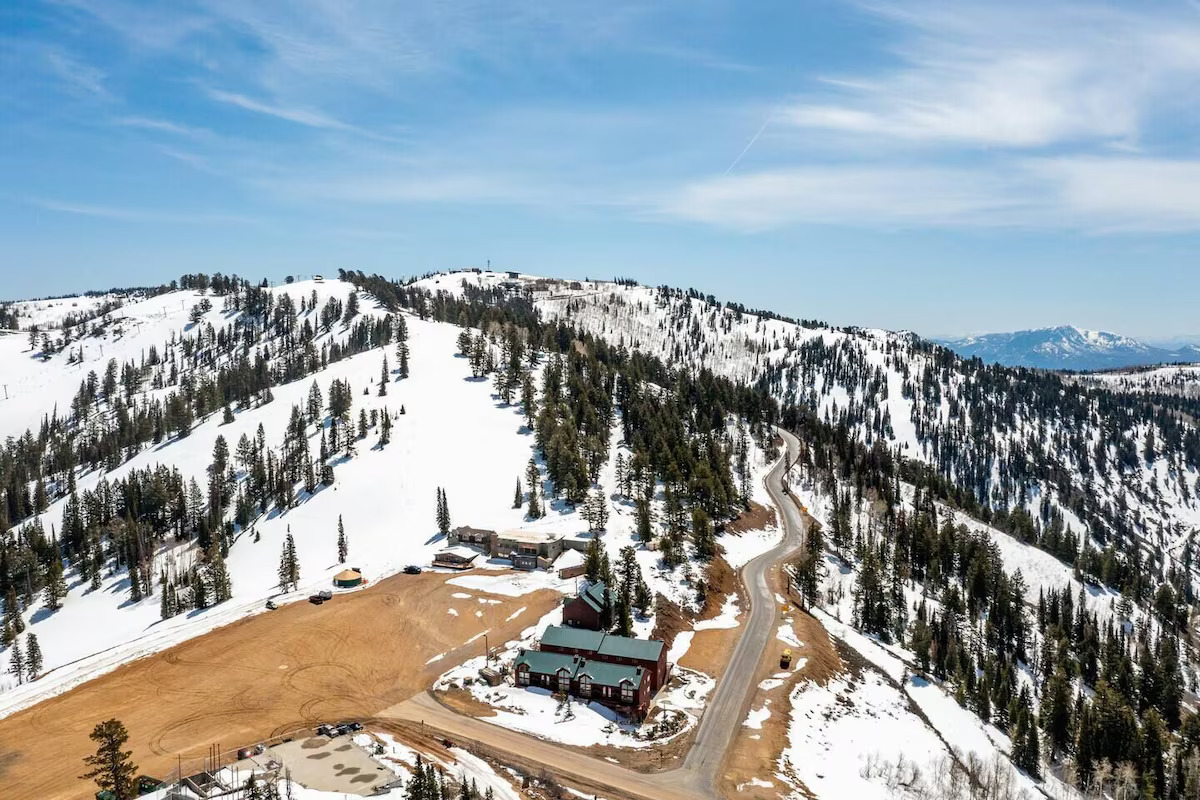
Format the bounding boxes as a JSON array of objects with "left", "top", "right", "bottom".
[{"left": 1, "top": 571, "right": 562, "bottom": 800}]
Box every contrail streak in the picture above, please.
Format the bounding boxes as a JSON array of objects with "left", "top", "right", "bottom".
[{"left": 723, "top": 110, "right": 773, "bottom": 176}]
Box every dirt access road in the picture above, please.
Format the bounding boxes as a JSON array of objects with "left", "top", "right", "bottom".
[
  {"left": 0, "top": 571, "right": 559, "bottom": 800},
  {"left": 383, "top": 428, "right": 807, "bottom": 800}
]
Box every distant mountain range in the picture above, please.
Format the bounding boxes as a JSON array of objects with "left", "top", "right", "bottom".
[{"left": 937, "top": 325, "right": 1200, "bottom": 371}]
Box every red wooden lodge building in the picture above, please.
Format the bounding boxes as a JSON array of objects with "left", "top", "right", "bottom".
[{"left": 513, "top": 625, "right": 668, "bottom": 719}]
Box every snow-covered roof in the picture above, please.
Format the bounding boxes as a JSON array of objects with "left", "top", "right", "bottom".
[
  {"left": 436, "top": 545, "right": 482, "bottom": 561},
  {"left": 497, "top": 529, "right": 563, "bottom": 544},
  {"left": 555, "top": 548, "right": 585, "bottom": 569}
]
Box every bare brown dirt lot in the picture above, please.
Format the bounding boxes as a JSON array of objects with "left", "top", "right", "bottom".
[{"left": 0, "top": 571, "right": 560, "bottom": 800}]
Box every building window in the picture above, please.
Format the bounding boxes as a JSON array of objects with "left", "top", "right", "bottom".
[
  {"left": 557, "top": 670, "right": 570, "bottom": 694},
  {"left": 621, "top": 682, "right": 634, "bottom": 704},
  {"left": 516, "top": 667, "right": 529, "bottom": 686},
  {"left": 578, "top": 676, "right": 592, "bottom": 698}
]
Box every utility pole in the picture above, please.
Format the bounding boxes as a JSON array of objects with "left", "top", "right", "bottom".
[{"left": 484, "top": 633, "right": 489, "bottom": 664}]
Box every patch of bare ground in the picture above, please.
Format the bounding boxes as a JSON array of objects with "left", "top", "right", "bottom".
[
  {"left": 680, "top": 557, "right": 746, "bottom": 681},
  {"left": 725, "top": 501, "right": 777, "bottom": 534},
  {"left": 699, "top": 556, "right": 739, "bottom": 620},
  {"left": 0, "top": 570, "right": 559, "bottom": 800},
  {"left": 717, "top": 582, "right": 842, "bottom": 799},
  {"left": 437, "top": 686, "right": 499, "bottom": 718},
  {"left": 649, "top": 593, "right": 690, "bottom": 651}
]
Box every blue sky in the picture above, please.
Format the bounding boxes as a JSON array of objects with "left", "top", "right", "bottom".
[{"left": 2, "top": 0, "right": 1199, "bottom": 339}]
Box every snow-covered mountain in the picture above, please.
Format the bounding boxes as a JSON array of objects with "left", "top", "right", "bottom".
[
  {"left": 417, "top": 272, "right": 1200, "bottom": 589},
  {"left": 938, "top": 325, "right": 1200, "bottom": 371},
  {"left": 4, "top": 267, "right": 1200, "bottom": 799},
  {"left": 409, "top": 269, "right": 1200, "bottom": 795}
]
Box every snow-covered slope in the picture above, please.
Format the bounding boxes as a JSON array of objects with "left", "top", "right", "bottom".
[
  {"left": 1077, "top": 363, "right": 1200, "bottom": 398},
  {"left": 0, "top": 280, "right": 542, "bottom": 710},
  {"left": 416, "top": 273, "right": 1198, "bottom": 595},
  {"left": 939, "top": 325, "right": 1200, "bottom": 371},
  {"left": 0, "top": 274, "right": 785, "bottom": 720}
]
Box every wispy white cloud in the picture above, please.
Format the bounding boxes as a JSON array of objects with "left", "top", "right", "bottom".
[
  {"left": 257, "top": 171, "right": 552, "bottom": 207},
  {"left": 1031, "top": 157, "right": 1200, "bottom": 232},
  {"left": 654, "top": 166, "right": 1029, "bottom": 231},
  {"left": 117, "top": 116, "right": 208, "bottom": 137},
  {"left": 654, "top": 157, "right": 1200, "bottom": 233},
  {"left": 205, "top": 89, "right": 354, "bottom": 131},
  {"left": 650, "top": 1, "right": 1200, "bottom": 234},
  {"left": 43, "top": 49, "right": 109, "bottom": 98},
  {"left": 780, "top": 1, "right": 1200, "bottom": 149},
  {"left": 29, "top": 198, "right": 256, "bottom": 225}
]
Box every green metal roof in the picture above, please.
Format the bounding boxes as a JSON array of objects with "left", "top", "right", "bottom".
[
  {"left": 514, "top": 650, "right": 576, "bottom": 675},
  {"left": 514, "top": 651, "right": 644, "bottom": 690},
  {"left": 541, "top": 625, "right": 605, "bottom": 651},
  {"left": 597, "top": 634, "right": 664, "bottom": 662},
  {"left": 579, "top": 581, "right": 612, "bottom": 613},
  {"left": 575, "top": 659, "right": 644, "bottom": 689}
]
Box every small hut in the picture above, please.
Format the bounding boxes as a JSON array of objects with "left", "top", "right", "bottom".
[{"left": 333, "top": 568, "right": 363, "bottom": 588}]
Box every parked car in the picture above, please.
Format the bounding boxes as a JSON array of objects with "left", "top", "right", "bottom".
[
  {"left": 308, "top": 595, "right": 324, "bottom": 605},
  {"left": 337, "top": 721, "right": 363, "bottom": 733},
  {"left": 265, "top": 599, "right": 277, "bottom": 610},
  {"left": 318, "top": 590, "right": 333, "bottom": 601},
  {"left": 403, "top": 565, "right": 422, "bottom": 575},
  {"left": 316, "top": 724, "right": 335, "bottom": 737}
]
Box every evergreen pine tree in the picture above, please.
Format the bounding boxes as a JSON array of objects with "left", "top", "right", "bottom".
[
  {"left": 380, "top": 410, "right": 392, "bottom": 446},
  {"left": 635, "top": 494, "right": 652, "bottom": 541},
  {"left": 8, "top": 637, "right": 24, "bottom": 684},
  {"left": 525, "top": 458, "right": 541, "bottom": 518},
  {"left": 600, "top": 590, "right": 613, "bottom": 632},
  {"left": 436, "top": 488, "right": 451, "bottom": 535},
  {"left": 398, "top": 341, "right": 410, "bottom": 379},
  {"left": 43, "top": 554, "right": 67, "bottom": 611},
  {"left": 614, "top": 593, "right": 633, "bottom": 636},
  {"left": 192, "top": 565, "right": 208, "bottom": 610},
  {"left": 278, "top": 535, "right": 299, "bottom": 590},
  {"left": 128, "top": 561, "right": 143, "bottom": 603},
  {"left": 25, "top": 632, "right": 43, "bottom": 678},
  {"left": 692, "top": 508, "right": 715, "bottom": 561},
  {"left": 159, "top": 573, "right": 171, "bottom": 620},
  {"left": 80, "top": 719, "right": 138, "bottom": 800},
  {"left": 634, "top": 578, "right": 652, "bottom": 615},
  {"left": 584, "top": 537, "right": 602, "bottom": 584},
  {"left": 379, "top": 355, "right": 389, "bottom": 396},
  {"left": 3, "top": 589, "right": 23, "bottom": 640},
  {"left": 205, "top": 546, "right": 233, "bottom": 604},
  {"left": 337, "top": 516, "right": 348, "bottom": 564},
  {"left": 513, "top": 478, "right": 523, "bottom": 509},
  {"left": 89, "top": 543, "right": 102, "bottom": 591}
]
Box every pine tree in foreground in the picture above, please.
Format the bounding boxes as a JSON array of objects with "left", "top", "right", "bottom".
[
  {"left": 278, "top": 534, "right": 299, "bottom": 591},
  {"left": 337, "top": 516, "right": 348, "bottom": 564},
  {"left": 43, "top": 553, "right": 68, "bottom": 612},
  {"left": 525, "top": 458, "right": 541, "bottom": 518},
  {"left": 584, "top": 537, "right": 603, "bottom": 584},
  {"left": 8, "top": 637, "right": 24, "bottom": 684},
  {"left": 379, "top": 355, "right": 389, "bottom": 396},
  {"left": 80, "top": 719, "right": 138, "bottom": 800},
  {"left": 398, "top": 340, "right": 409, "bottom": 379},
  {"left": 436, "top": 488, "right": 451, "bottom": 535},
  {"left": 25, "top": 631, "right": 43, "bottom": 679},
  {"left": 512, "top": 478, "right": 523, "bottom": 509}
]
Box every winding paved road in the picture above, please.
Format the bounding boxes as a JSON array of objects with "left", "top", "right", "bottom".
[{"left": 382, "top": 428, "right": 806, "bottom": 800}]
